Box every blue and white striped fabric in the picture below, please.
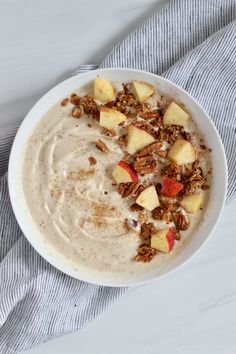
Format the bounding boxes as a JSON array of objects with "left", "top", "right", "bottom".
[{"left": 0, "top": 0, "right": 236, "bottom": 352}]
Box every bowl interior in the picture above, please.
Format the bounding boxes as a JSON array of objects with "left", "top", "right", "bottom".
[{"left": 8, "top": 68, "right": 227, "bottom": 286}]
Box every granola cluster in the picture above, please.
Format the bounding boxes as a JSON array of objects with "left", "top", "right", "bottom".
[{"left": 61, "top": 78, "right": 211, "bottom": 264}]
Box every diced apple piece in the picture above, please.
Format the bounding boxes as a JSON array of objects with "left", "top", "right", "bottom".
[
  {"left": 136, "top": 185, "right": 159, "bottom": 211},
  {"left": 168, "top": 139, "right": 196, "bottom": 165},
  {"left": 151, "top": 228, "right": 175, "bottom": 253},
  {"left": 94, "top": 78, "right": 115, "bottom": 103},
  {"left": 127, "top": 125, "right": 156, "bottom": 154},
  {"left": 180, "top": 194, "right": 203, "bottom": 213},
  {"left": 163, "top": 102, "right": 189, "bottom": 126},
  {"left": 161, "top": 176, "right": 184, "bottom": 197},
  {"left": 132, "top": 81, "right": 155, "bottom": 103},
  {"left": 112, "top": 160, "right": 138, "bottom": 184},
  {"left": 100, "top": 107, "right": 126, "bottom": 129}
]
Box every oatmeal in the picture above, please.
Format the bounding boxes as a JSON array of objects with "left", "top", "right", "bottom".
[{"left": 22, "top": 78, "right": 211, "bottom": 275}]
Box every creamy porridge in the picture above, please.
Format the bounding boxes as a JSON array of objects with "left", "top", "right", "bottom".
[{"left": 22, "top": 78, "right": 211, "bottom": 275}]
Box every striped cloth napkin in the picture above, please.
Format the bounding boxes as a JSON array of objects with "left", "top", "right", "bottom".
[{"left": 0, "top": 0, "right": 235, "bottom": 352}]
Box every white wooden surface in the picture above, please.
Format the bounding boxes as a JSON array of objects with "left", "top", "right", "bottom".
[{"left": 1, "top": 0, "right": 236, "bottom": 353}]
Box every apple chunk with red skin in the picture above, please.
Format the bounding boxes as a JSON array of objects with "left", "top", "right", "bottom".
[
  {"left": 99, "top": 107, "right": 126, "bottom": 130},
  {"left": 127, "top": 125, "right": 156, "bottom": 154},
  {"left": 112, "top": 160, "right": 138, "bottom": 184},
  {"left": 161, "top": 176, "right": 184, "bottom": 197},
  {"left": 135, "top": 185, "right": 159, "bottom": 211},
  {"left": 151, "top": 228, "right": 175, "bottom": 253}
]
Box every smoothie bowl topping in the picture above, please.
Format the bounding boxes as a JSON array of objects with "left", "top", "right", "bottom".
[{"left": 22, "top": 77, "right": 211, "bottom": 275}]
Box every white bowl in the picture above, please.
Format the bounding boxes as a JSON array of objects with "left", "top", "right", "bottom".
[{"left": 8, "top": 68, "right": 227, "bottom": 287}]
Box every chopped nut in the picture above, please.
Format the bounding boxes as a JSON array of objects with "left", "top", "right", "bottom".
[
  {"left": 156, "top": 126, "right": 165, "bottom": 141},
  {"left": 133, "top": 155, "right": 157, "bottom": 175},
  {"left": 72, "top": 107, "right": 81, "bottom": 118},
  {"left": 138, "top": 103, "right": 160, "bottom": 119},
  {"left": 141, "top": 110, "right": 160, "bottom": 120},
  {"left": 95, "top": 139, "right": 109, "bottom": 153},
  {"left": 150, "top": 117, "right": 163, "bottom": 127},
  {"left": 104, "top": 101, "right": 115, "bottom": 108},
  {"left": 88, "top": 156, "right": 97, "bottom": 165},
  {"left": 152, "top": 202, "right": 177, "bottom": 221},
  {"left": 164, "top": 125, "right": 181, "bottom": 144},
  {"left": 201, "top": 184, "right": 210, "bottom": 190},
  {"left": 133, "top": 121, "right": 156, "bottom": 137},
  {"left": 173, "top": 210, "right": 190, "bottom": 231},
  {"left": 80, "top": 95, "right": 99, "bottom": 119},
  {"left": 61, "top": 98, "right": 69, "bottom": 107},
  {"left": 134, "top": 141, "right": 163, "bottom": 158},
  {"left": 135, "top": 244, "right": 157, "bottom": 262},
  {"left": 173, "top": 228, "right": 181, "bottom": 240},
  {"left": 181, "top": 162, "right": 206, "bottom": 195},
  {"left": 102, "top": 128, "right": 116, "bottom": 137},
  {"left": 181, "top": 131, "right": 191, "bottom": 141},
  {"left": 157, "top": 150, "right": 168, "bottom": 158},
  {"left": 123, "top": 83, "right": 130, "bottom": 94},
  {"left": 70, "top": 94, "right": 81, "bottom": 106},
  {"left": 118, "top": 182, "right": 144, "bottom": 198},
  {"left": 141, "top": 223, "right": 154, "bottom": 240},
  {"left": 161, "top": 163, "right": 179, "bottom": 178},
  {"left": 155, "top": 183, "right": 162, "bottom": 196},
  {"left": 118, "top": 134, "right": 127, "bottom": 146},
  {"left": 114, "top": 91, "right": 139, "bottom": 114},
  {"left": 138, "top": 210, "right": 148, "bottom": 222},
  {"left": 130, "top": 203, "right": 144, "bottom": 212}
]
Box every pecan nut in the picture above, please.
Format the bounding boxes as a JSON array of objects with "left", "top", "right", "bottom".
[
  {"left": 70, "top": 93, "right": 81, "bottom": 106},
  {"left": 141, "top": 223, "right": 154, "bottom": 240},
  {"left": 135, "top": 244, "right": 157, "bottom": 263},
  {"left": 181, "top": 161, "right": 206, "bottom": 195},
  {"left": 138, "top": 103, "right": 160, "bottom": 120},
  {"left": 173, "top": 210, "right": 190, "bottom": 231},
  {"left": 164, "top": 125, "right": 181, "bottom": 144},
  {"left": 118, "top": 134, "right": 127, "bottom": 146},
  {"left": 152, "top": 201, "right": 177, "bottom": 221},
  {"left": 134, "top": 141, "right": 163, "bottom": 158},
  {"left": 88, "top": 156, "right": 97, "bottom": 165},
  {"left": 133, "top": 156, "right": 157, "bottom": 175},
  {"left": 114, "top": 91, "right": 139, "bottom": 114},
  {"left": 130, "top": 203, "right": 144, "bottom": 212},
  {"left": 61, "top": 98, "right": 69, "bottom": 107},
  {"left": 102, "top": 128, "right": 116, "bottom": 137},
  {"left": 80, "top": 95, "right": 99, "bottom": 119},
  {"left": 161, "top": 163, "right": 179, "bottom": 178},
  {"left": 72, "top": 107, "right": 81, "bottom": 118},
  {"left": 95, "top": 139, "right": 109, "bottom": 153},
  {"left": 118, "top": 182, "right": 144, "bottom": 198}
]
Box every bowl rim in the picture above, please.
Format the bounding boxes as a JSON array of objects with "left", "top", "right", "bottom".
[{"left": 8, "top": 67, "right": 228, "bottom": 287}]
